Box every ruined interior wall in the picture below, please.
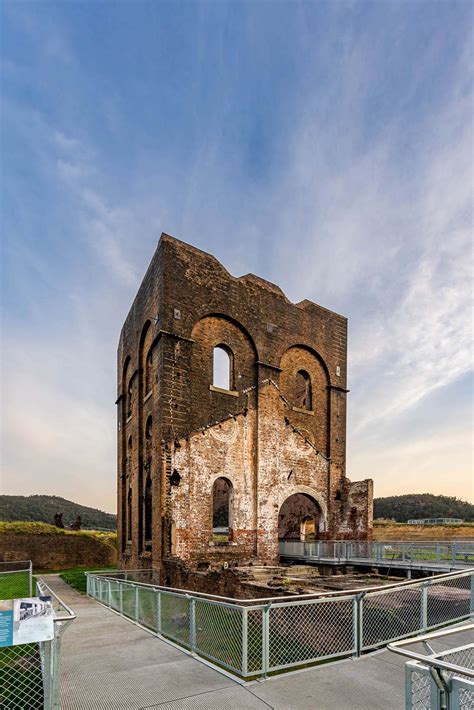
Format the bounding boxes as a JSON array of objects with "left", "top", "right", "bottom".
[
  {"left": 333, "top": 478, "right": 374, "bottom": 540},
  {"left": 254, "top": 384, "right": 330, "bottom": 562},
  {"left": 171, "top": 407, "right": 257, "bottom": 561}
]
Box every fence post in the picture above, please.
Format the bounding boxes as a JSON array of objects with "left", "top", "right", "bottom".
[
  {"left": 42, "top": 639, "right": 53, "bottom": 710},
  {"left": 470, "top": 573, "right": 474, "bottom": 617},
  {"left": 451, "top": 542, "right": 457, "bottom": 565},
  {"left": 242, "top": 608, "right": 248, "bottom": 677},
  {"left": 422, "top": 582, "right": 429, "bottom": 632},
  {"left": 355, "top": 592, "right": 366, "bottom": 657},
  {"left": 156, "top": 590, "right": 161, "bottom": 635},
  {"left": 119, "top": 582, "right": 123, "bottom": 614},
  {"left": 262, "top": 603, "right": 270, "bottom": 679},
  {"left": 134, "top": 585, "right": 138, "bottom": 621},
  {"left": 190, "top": 597, "right": 196, "bottom": 653},
  {"left": 410, "top": 543, "right": 414, "bottom": 563},
  {"left": 108, "top": 580, "right": 111, "bottom": 607},
  {"left": 50, "top": 628, "right": 63, "bottom": 709},
  {"left": 28, "top": 560, "right": 33, "bottom": 597}
]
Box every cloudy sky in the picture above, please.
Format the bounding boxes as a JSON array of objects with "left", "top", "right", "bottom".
[{"left": 2, "top": 1, "right": 472, "bottom": 513}]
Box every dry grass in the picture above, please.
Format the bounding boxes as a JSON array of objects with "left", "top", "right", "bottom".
[
  {"left": 0, "top": 521, "right": 117, "bottom": 547},
  {"left": 373, "top": 521, "right": 474, "bottom": 540}
]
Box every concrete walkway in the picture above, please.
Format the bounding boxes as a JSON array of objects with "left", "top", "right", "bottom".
[{"left": 45, "top": 575, "right": 472, "bottom": 710}]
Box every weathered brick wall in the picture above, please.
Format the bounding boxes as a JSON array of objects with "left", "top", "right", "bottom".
[
  {"left": 0, "top": 533, "right": 117, "bottom": 570},
  {"left": 117, "top": 234, "right": 373, "bottom": 571}
]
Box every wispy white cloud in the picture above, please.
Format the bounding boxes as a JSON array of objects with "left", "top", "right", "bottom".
[{"left": 2, "top": 1, "right": 472, "bottom": 509}]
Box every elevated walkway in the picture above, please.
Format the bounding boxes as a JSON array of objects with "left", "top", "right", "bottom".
[
  {"left": 44, "top": 574, "right": 472, "bottom": 709},
  {"left": 280, "top": 540, "right": 474, "bottom": 575}
]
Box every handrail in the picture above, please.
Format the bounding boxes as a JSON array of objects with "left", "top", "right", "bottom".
[
  {"left": 86, "top": 566, "right": 474, "bottom": 606},
  {"left": 388, "top": 623, "right": 474, "bottom": 678},
  {"left": 37, "top": 577, "right": 77, "bottom": 624}
]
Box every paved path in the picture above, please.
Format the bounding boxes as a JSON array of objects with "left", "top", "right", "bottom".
[{"left": 44, "top": 575, "right": 472, "bottom": 710}]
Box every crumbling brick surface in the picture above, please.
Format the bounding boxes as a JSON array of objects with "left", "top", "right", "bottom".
[{"left": 117, "top": 234, "right": 373, "bottom": 573}]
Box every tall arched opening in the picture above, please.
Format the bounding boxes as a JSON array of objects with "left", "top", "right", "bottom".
[
  {"left": 212, "top": 477, "right": 233, "bottom": 542},
  {"left": 278, "top": 493, "right": 321, "bottom": 542}
]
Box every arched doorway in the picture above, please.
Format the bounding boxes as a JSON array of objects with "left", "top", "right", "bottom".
[{"left": 278, "top": 493, "right": 321, "bottom": 541}]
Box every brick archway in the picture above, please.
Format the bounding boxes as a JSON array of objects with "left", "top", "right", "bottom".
[{"left": 278, "top": 492, "right": 323, "bottom": 541}]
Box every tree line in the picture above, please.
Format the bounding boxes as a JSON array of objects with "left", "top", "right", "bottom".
[
  {"left": 374, "top": 494, "right": 474, "bottom": 522},
  {"left": 0, "top": 495, "right": 117, "bottom": 530}
]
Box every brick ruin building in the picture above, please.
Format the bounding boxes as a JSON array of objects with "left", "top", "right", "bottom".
[{"left": 117, "top": 234, "right": 373, "bottom": 577}]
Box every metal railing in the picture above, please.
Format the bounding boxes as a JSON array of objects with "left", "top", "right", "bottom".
[
  {"left": 0, "top": 560, "right": 33, "bottom": 598},
  {"left": 388, "top": 624, "right": 474, "bottom": 709},
  {"left": 86, "top": 567, "right": 474, "bottom": 679},
  {"left": 0, "top": 569, "right": 76, "bottom": 709},
  {"left": 280, "top": 540, "right": 474, "bottom": 567}
]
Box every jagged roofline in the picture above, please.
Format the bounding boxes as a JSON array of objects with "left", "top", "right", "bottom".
[{"left": 160, "top": 233, "right": 347, "bottom": 320}]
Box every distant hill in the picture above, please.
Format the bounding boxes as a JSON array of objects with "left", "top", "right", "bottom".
[
  {"left": 374, "top": 494, "right": 474, "bottom": 522},
  {"left": 0, "top": 495, "right": 117, "bottom": 530}
]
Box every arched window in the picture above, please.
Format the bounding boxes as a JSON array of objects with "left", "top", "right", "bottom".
[
  {"left": 144, "top": 476, "right": 152, "bottom": 542},
  {"left": 144, "top": 349, "right": 153, "bottom": 395},
  {"left": 145, "top": 415, "right": 152, "bottom": 441},
  {"left": 127, "top": 436, "right": 133, "bottom": 476},
  {"left": 212, "top": 477, "right": 233, "bottom": 540},
  {"left": 127, "top": 488, "right": 132, "bottom": 541},
  {"left": 294, "top": 370, "right": 312, "bottom": 410},
  {"left": 213, "top": 345, "right": 233, "bottom": 390},
  {"left": 127, "top": 379, "right": 133, "bottom": 418}
]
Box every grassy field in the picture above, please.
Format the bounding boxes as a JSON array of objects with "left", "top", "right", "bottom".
[
  {"left": 0, "top": 520, "right": 117, "bottom": 547},
  {"left": 373, "top": 522, "right": 474, "bottom": 540},
  {"left": 0, "top": 571, "right": 35, "bottom": 599}
]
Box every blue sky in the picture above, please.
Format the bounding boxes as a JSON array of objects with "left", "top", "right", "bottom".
[{"left": 2, "top": 0, "right": 472, "bottom": 513}]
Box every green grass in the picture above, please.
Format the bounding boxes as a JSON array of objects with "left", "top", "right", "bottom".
[
  {"left": 59, "top": 566, "right": 115, "bottom": 594},
  {"left": 0, "top": 573, "right": 36, "bottom": 600}
]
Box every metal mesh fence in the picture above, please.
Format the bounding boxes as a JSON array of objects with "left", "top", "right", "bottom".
[
  {"left": 397, "top": 625, "right": 473, "bottom": 709},
  {"left": 268, "top": 596, "right": 356, "bottom": 670},
  {"left": 247, "top": 608, "right": 263, "bottom": 674},
  {"left": 427, "top": 575, "right": 472, "bottom": 629},
  {"left": 407, "top": 666, "right": 433, "bottom": 710},
  {"left": 456, "top": 684, "right": 474, "bottom": 710},
  {"left": 0, "top": 643, "right": 44, "bottom": 709},
  {"left": 0, "top": 573, "right": 75, "bottom": 709},
  {"left": 362, "top": 585, "right": 424, "bottom": 650},
  {"left": 137, "top": 586, "right": 158, "bottom": 630},
  {"left": 0, "top": 562, "right": 32, "bottom": 600},
  {"left": 87, "top": 568, "right": 474, "bottom": 679},
  {"left": 194, "top": 599, "right": 243, "bottom": 673},
  {"left": 160, "top": 590, "right": 191, "bottom": 647}
]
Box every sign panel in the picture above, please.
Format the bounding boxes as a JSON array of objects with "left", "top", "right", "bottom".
[{"left": 0, "top": 597, "right": 54, "bottom": 647}]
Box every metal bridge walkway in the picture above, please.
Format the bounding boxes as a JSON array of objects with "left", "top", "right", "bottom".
[{"left": 45, "top": 574, "right": 472, "bottom": 710}]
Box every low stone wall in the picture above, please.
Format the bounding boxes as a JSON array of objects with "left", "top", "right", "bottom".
[{"left": 0, "top": 531, "right": 117, "bottom": 570}]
